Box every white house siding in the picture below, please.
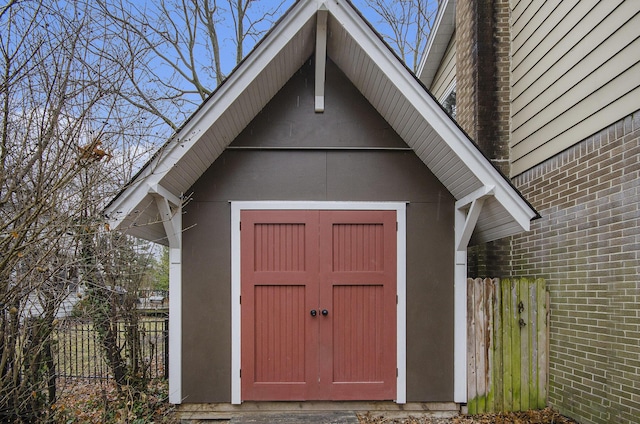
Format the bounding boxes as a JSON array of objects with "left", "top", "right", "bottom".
[
  {"left": 430, "top": 33, "right": 456, "bottom": 101},
  {"left": 509, "top": 0, "right": 640, "bottom": 176}
]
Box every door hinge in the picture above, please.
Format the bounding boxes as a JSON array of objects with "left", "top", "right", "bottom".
[
  {"left": 240, "top": 369, "right": 241, "bottom": 377},
  {"left": 239, "top": 295, "right": 241, "bottom": 304},
  {"left": 396, "top": 221, "right": 398, "bottom": 231},
  {"left": 396, "top": 295, "right": 398, "bottom": 305},
  {"left": 239, "top": 221, "right": 241, "bottom": 231},
  {"left": 396, "top": 368, "right": 398, "bottom": 377}
]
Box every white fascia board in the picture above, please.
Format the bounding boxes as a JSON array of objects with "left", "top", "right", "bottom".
[
  {"left": 105, "top": 179, "right": 148, "bottom": 230},
  {"left": 328, "top": 1, "right": 536, "bottom": 232},
  {"left": 416, "top": 0, "right": 455, "bottom": 86},
  {"left": 105, "top": 1, "right": 318, "bottom": 232}
]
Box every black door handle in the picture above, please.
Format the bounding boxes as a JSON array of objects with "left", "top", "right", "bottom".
[
  {"left": 321, "top": 309, "right": 329, "bottom": 316},
  {"left": 310, "top": 309, "right": 317, "bottom": 317}
]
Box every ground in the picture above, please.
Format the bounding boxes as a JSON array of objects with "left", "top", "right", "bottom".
[
  {"left": 358, "top": 409, "right": 579, "bottom": 423},
  {"left": 53, "top": 380, "right": 579, "bottom": 423}
]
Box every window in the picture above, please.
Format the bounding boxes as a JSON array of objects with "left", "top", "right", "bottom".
[{"left": 442, "top": 86, "right": 456, "bottom": 119}]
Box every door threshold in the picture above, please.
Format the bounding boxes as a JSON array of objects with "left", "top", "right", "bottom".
[{"left": 177, "top": 401, "right": 461, "bottom": 421}]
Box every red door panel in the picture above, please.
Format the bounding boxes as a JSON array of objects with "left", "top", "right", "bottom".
[
  {"left": 319, "top": 211, "right": 397, "bottom": 400},
  {"left": 253, "top": 285, "right": 306, "bottom": 383},
  {"left": 241, "top": 210, "right": 396, "bottom": 401},
  {"left": 241, "top": 211, "right": 319, "bottom": 400},
  {"left": 332, "top": 284, "right": 385, "bottom": 383}
]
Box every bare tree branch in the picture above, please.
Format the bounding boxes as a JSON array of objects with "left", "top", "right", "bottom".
[{"left": 357, "top": 0, "right": 441, "bottom": 73}]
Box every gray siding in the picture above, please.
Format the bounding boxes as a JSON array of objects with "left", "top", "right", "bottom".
[
  {"left": 510, "top": 0, "right": 640, "bottom": 175},
  {"left": 181, "top": 59, "right": 456, "bottom": 403}
]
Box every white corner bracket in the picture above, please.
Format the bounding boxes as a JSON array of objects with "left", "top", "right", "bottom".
[
  {"left": 148, "top": 183, "right": 182, "bottom": 247},
  {"left": 453, "top": 185, "right": 494, "bottom": 403},
  {"left": 148, "top": 183, "right": 183, "bottom": 404},
  {"left": 455, "top": 185, "right": 495, "bottom": 253},
  {"left": 315, "top": 4, "right": 328, "bottom": 112}
]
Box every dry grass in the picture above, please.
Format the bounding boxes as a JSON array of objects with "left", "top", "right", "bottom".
[{"left": 52, "top": 378, "right": 178, "bottom": 423}]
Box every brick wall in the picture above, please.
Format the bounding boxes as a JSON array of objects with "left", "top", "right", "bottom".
[
  {"left": 455, "top": 0, "right": 510, "bottom": 171},
  {"left": 508, "top": 111, "right": 640, "bottom": 423},
  {"left": 453, "top": 2, "right": 639, "bottom": 421},
  {"left": 457, "top": 0, "right": 512, "bottom": 278},
  {"left": 454, "top": 0, "right": 475, "bottom": 141}
]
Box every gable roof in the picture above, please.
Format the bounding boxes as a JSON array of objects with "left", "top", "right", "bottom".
[{"left": 105, "top": 0, "right": 538, "bottom": 246}]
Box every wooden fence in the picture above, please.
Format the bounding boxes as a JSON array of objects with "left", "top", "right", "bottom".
[{"left": 467, "top": 278, "right": 548, "bottom": 414}]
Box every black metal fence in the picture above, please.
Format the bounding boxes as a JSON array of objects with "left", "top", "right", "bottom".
[{"left": 53, "top": 315, "right": 168, "bottom": 380}]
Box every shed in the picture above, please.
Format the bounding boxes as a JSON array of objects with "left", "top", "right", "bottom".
[{"left": 105, "top": 0, "right": 538, "bottom": 413}]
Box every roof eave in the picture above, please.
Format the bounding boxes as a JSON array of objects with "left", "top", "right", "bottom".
[{"left": 416, "top": 0, "right": 456, "bottom": 88}]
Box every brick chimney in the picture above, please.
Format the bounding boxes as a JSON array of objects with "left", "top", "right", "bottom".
[{"left": 455, "top": 0, "right": 513, "bottom": 277}]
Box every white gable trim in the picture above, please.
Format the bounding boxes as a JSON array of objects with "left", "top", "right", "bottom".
[{"left": 230, "top": 201, "right": 407, "bottom": 404}]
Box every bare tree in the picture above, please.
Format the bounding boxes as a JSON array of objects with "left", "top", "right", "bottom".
[
  {"left": 356, "top": 0, "right": 442, "bottom": 73},
  {"left": 0, "top": 0, "right": 159, "bottom": 420},
  {"left": 90, "top": 0, "right": 290, "bottom": 132}
]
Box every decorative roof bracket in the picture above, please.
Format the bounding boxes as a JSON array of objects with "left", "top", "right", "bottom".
[
  {"left": 315, "top": 5, "right": 328, "bottom": 112},
  {"left": 148, "top": 183, "right": 181, "bottom": 248},
  {"left": 455, "top": 185, "right": 495, "bottom": 252}
]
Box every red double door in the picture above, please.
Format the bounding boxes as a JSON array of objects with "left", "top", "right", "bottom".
[{"left": 240, "top": 210, "right": 397, "bottom": 401}]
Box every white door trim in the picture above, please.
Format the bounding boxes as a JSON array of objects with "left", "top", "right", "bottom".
[{"left": 230, "top": 201, "right": 407, "bottom": 404}]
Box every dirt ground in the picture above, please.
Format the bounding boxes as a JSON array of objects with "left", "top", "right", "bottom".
[{"left": 54, "top": 380, "right": 579, "bottom": 423}]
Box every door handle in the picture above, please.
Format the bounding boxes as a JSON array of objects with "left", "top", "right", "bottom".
[
  {"left": 310, "top": 309, "right": 317, "bottom": 317},
  {"left": 321, "top": 309, "right": 329, "bottom": 316}
]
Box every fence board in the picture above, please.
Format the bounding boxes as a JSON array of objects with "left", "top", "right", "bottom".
[
  {"left": 492, "top": 279, "right": 503, "bottom": 412},
  {"left": 467, "top": 279, "right": 478, "bottom": 411},
  {"left": 502, "top": 279, "right": 512, "bottom": 410},
  {"left": 484, "top": 279, "right": 495, "bottom": 413},
  {"left": 528, "top": 282, "right": 538, "bottom": 410},
  {"left": 519, "top": 278, "right": 529, "bottom": 411},
  {"left": 475, "top": 279, "right": 487, "bottom": 413},
  {"left": 467, "top": 278, "right": 548, "bottom": 413}
]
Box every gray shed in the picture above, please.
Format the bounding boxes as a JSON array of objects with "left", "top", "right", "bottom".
[{"left": 105, "top": 0, "right": 537, "bottom": 413}]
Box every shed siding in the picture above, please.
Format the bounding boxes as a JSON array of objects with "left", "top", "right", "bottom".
[
  {"left": 430, "top": 33, "right": 456, "bottom": 101},
  {"left": 180, "top": 59, "right": 455, "bottom": 403},
  {"left": 510, "top": 0, "right": 640, "bottom": 175}
]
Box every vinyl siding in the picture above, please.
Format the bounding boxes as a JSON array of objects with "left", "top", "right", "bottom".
[
  {"left": 509, "top": 0, "right": 640, "bottom": 175},
  {"left": 430, "top": 33, "right": 456, "bottom": 101}
]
